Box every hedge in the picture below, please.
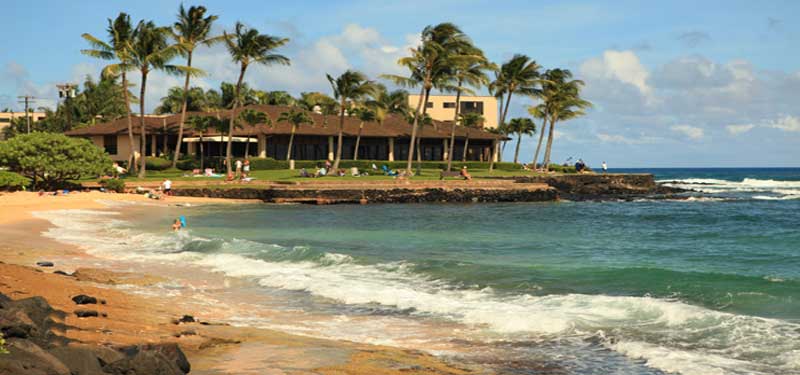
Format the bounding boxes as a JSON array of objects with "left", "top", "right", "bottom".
[
  {"left": 0, "top": 171, "right": 29, "bottom": 190},
  {"left": 99, "top": 178, "right": 126, "bottom": 193},
  {"left": 144, "top": 157, "right": 172, "bottom": 171}
]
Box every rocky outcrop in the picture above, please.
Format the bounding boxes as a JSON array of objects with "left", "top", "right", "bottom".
[
  {"left": 0, "top": 293, "right": 189, "bottom": 375},
  {"left": 513, "top": 174, "right": 684, "bottom": 201},
  {"left": 174, "top": 186, "right": 558, "bottom": 204}
]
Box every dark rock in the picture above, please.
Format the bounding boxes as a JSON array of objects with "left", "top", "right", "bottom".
[
  {"left": 144, "top": 343, "right": 190, "bottom": 373},
  {"left": 0, "top": 296, "right": 66, "bottom": 346},
  {"left": 103, "top": 350, "right": 184, "bottom": 375},
  {"left": 48, "top": 345, "right": 105, "bottom": 375},
  {"left": 99, "top": 299, "right": 107, "bottom": 305},
  {"left": 72, "top": 295, "right": 98, "bottom": 305},
  {"left": 89, "top": 345, "right": 125, "bottom": 367},
  {"left": 52, "top": 270, "right": 71, "bottom": 276},
  {"left": 74, "top": 310, "right": 99, "bottom": 318},
  {"left": 1, "top": 323, "right": 32, "bottom": 339},
  {"left": 178, "top": 315, "right": 195, "bottom": 323},
  {"left": 35, "top": 261, "right": 54, "bottom": 267},
  {"left": 0, "top": 338, "right": 71, "bottom": 375}
]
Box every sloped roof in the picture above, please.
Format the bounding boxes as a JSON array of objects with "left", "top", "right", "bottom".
[{"left": 66, "top": 104, "right": 507, "bottom": 141}]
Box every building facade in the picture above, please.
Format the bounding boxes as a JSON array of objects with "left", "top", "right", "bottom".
[
  {"left": 0, "top": 112, "right": 47, "bottom": 139},
  {"left": 407, "top": 95, "right": 499, "bottom": 129}
]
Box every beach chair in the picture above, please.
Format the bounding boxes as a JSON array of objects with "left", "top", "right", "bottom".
[{"left": 381, "top": 165, "right": 398, "bottom": 176}]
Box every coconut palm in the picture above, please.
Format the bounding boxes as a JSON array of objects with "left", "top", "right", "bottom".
[
  {"left": 277, "top": 107, "right": 314, "bottom": 161},
  {"left": 256, "top": 90, "right": 296, "bottom": 106},
  {"left": 444, "top": 47, "right": 493, "bottom": 171},
  {"left": 458, "top": 112, "right": 485, "bottom": 162},
  {"left": 539, "top": 69, "right": 592, "bottom": 170},
  {"left": 365, "top": 84, "right": 408, "bottom": 126},
  {"left": 507, "top": 117, "right": 536, "bottom": 164},
  {"left": 238, "top": 109, "right": 270, "bottom": 157},
  {"left": 489, "top": 54, "right": 543, "bottom": 171},
  {"left": 170, "top": 5, "right": 224, "bottom": 168},
  {"left": 223, "top": 22, "right": 289, "bottom": 173},
  {"left": 186, "top": 114, "right": 215, "bottom": 170},
  {"left": 298, "top": 92, "right": 338, "bottom": 128},
  {"left": 350, "top": 107, "right": 377, "bottom": 161},
  {"left": 382, "top": 23, "right": 470, "bottom": 175},
  {"left": 528, "top": 104, "right": 548, "bottom": 169},
  {"left": 155, "top": 86, "right": 206, "bottom": 114},
  {"left": 128, "top": 20, "right": 189, "bottom": 178},
  {"left": 326, "top": 70, "right": 376, "bottom": 170},
  {"left": 81, "top": 12, "right": 137, "bottom": 171}
]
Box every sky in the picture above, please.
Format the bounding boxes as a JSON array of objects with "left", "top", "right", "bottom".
[{"left": 1, "top": 0, "right": 798, "bottom": 167}]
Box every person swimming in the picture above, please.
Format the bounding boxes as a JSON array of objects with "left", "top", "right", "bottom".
[{"left": 172, "top": 218, "right": 182, "bottom": 232}]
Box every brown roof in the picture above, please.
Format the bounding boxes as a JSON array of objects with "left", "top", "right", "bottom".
[{"left": 66, "top": 104, "right": 507, "bottom": 141}]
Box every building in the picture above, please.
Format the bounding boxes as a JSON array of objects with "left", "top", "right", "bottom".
[
  {"left": 0, "top": 111, "right": 47, "bottom": 139},
  {"left": 65, "top": 104, "right": 506, "bottom": 164},
  {"left": 407, "top": 95, "right": 499, "bottom": 129}
]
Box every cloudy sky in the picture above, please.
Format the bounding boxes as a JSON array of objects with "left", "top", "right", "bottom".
[{"left": 1, "top": 0, "right": 798, "bottom": 167}]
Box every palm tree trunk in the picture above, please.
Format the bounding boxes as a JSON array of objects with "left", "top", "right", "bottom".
[
  {"left": 286, "top": 125, "right": 296, "bottom": 161},
  {"left": 137, "top": 69, "right": 148, "bottom": 178},
  {"left": 462, "top": 136, "right": 469, "bottom": 162},
  {"left": 226, "top": 65, "right": 246, "bottom": 174},
  {"left": 446, "top": 82, "right": 463, "bottom": 172},
  {"left": 514, "top": 131, "right": 522, "bottom": 164},
  {"left": 244, "top": 132, "right": 251, "bottom": 157},
  {"left": 353, "top": 121, "right": 364, "bottom": 161},
  {"left": 199, "top": 132, "right": 204, "bottom": 170},
  {"left": 121, "top": 72, "right": 137, "bottom": 173},
  {"left": 416, "top": 88, "right": 431, "bottom": 175},
  {"left": 532, "top": 117, "right": 547, "bottom": 170},
  {"left": 333, "top": 97, "right": 346, "bottom": 171},
  {"left": 490, "top": 91, "right": 514, "bottom": 172},
  {"left": 172, "top": 52, "right": 193, "bottom": 168},
  {"left": 542, "top": 116, "right": 558, "bottom": 171},
  {"left": 406, "top": 86, "right": 426, "bottom": 174}
]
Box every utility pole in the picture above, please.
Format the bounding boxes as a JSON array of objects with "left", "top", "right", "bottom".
[
  {"left": 17, "top": 95, "right": 36, "bottom": 133},
  {"left": 57, "top": 83, "right": 77, "bottom": 131}
]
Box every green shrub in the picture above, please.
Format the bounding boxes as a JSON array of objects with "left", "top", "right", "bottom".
[
  {"left": 0, "top": 335, "right": 8, "bottom": 354},
  {"left": 176, "top": 158, "right": 199, "bottom": 171},
  {"left": 99, "top": 178, "right": 125, "bottom": 193},
  {"left": 0, "top": 171, "right": 29, "bottom": 191},
  {"left": 0, "top": 133, "right": 111, "bottom": 189},
  {"left": 246, "top": 159, "right": 522, "bottom": 171},
  {"left": 547, "top": 164, "right": 578, "bottom": 173},
  {"left": 145, "top": 157, "right": 172, "bottom": 171}
]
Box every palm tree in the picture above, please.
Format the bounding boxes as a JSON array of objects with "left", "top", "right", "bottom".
[
  {"left": 490, "top": 54, "right": 543, "bottom": 171},
  {"left": 277, "top": 107, "right": 314, "bottom": 161},
  {"left": 155, "top": 86, "right": 206, "bottom": 114},
  {"left": 445, "top": 47, "right": 493, "bottom": 171},
  {"left": 382, "top": 23, "right": 470, "bottom": 175},
  {"left": 238, "top": 109, "right": 270, "bottom": 158},
  {"left": 223, "top": 22, "right": 289, "bottom": 173},
  {"left": 256, "top": 90, "right": 296, "bottom": 106},
  {"left": 540, "top": 70, "right": 591, "bottom": 170},
  {"left": 458, "top": 112, "right": 484, "bottom": 162},
  {"left": 170, "top": 5, "right": 224, "bottom": 168},
  {"left": 528, "top": 104, "right": 548, "bottom": 169},
  {"left": 186, "top": 114, "right": 215, "bottom": 170},
  {"left": 326, "top": 70, "right": 376, "bottom": 170},
  {"left": 365, "top": 84, "right": 408, "bottom": 126},
  {"left": 507, "top": 117, "right": 536, "bottom": 164},
  {"left": 128, "top": 20, "right": 187, "bottom": 178},
  {"left": 350, "top": 107, "right": 377, "bottom": 160},
  {"left": 81, "top": 12, "right": 137, "bottom": 171}
]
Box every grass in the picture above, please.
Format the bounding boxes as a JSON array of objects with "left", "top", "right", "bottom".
[{"left": 79, "top": 166, "right": 548, "bottom": 185}]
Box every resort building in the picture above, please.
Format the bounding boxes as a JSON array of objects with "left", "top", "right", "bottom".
[
  {"left": 0, "top": 111, "right": 47, "bottom": 139},
  {"left": 65, "top": 104, "right": 505, "bottom": 163},
  {"left": 407, "top": 95, "right": 499, "bottom": 129}
]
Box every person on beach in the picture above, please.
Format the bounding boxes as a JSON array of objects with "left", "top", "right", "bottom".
[
  {"left": 460, "top": 166, "right": 472, "bottom": 181},
  {"left": 602, "top": 161, "right": 608, "bottom": 174},
  {"left": 325, "top": 159, "right": 332, "bottom": 170},
  {"left": 112, "top": 162, "right": 127, "bottom": 178},
  {"left": 243, "top": 159, "right": 250, "bottom": 178},
  {"left": 172, "top": 218, "right": 182, "bottom": 231},
  {"left": 161, "top": 179, "right": 172, "bottom": 196}
]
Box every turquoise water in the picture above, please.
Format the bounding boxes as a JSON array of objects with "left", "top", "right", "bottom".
[{"left": 39, "top": 168, "right": 800, "bottom": 374}]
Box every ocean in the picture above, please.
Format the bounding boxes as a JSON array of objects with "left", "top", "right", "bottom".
[{"left": 35, "top": 168, "right": 800, "bottom": 375}]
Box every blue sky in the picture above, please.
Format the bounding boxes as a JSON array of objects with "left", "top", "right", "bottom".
[{"left": 1, "top": 0, "right": 798, "bottom": 167}]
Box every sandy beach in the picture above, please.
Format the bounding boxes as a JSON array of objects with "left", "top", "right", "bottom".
[{"left": 0, "top": 191, "right": 474, "bottom": 374}]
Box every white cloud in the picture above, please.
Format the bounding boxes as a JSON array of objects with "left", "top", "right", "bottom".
[
  {"left": 597, "top": 133, "right": 659, "bottom": 145},
  {"left": 725, "top": 124, "right": 755, "bottom": 135},
  {"left": 670, "top": 125, "right": 704, "bottom": 140},
  {"left": 580, "top": 50, "right": 655, "bottom": 104},
  {"left": 769, "top": 115, "right": 800, "bottom": 132}
]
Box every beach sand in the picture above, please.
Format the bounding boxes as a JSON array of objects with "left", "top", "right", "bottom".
[{"left": 0, "top": 191, "right": 474, "bottom": 374}]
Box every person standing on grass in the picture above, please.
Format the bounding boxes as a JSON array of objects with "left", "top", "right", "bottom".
[
  {"left": 602, "top": 161, "right": 608, "bottom": 174},
  {"left": 243, "top": 159, "right": 251, "bottom": 178},
  {"left": 235, "top": 159, "right": 243, "bottom": 177}
]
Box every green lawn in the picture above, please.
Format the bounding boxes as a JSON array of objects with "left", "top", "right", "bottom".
[{"left": 82, "top": 167, "right": 545, "bottom": 184}]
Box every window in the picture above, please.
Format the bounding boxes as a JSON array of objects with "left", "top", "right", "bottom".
[
  {"left": 460, "top": 101, "right": 484, "bottom": 115},
  {"left": 103, "top": 135, "right": 118, "bottom": 155},
  {"left": 0, "top": 118, "right": 9, "bottom": 123},
  {"left": 443, "top": 102, "right": 456, "bottom": 108},
  {"left": 426, "top": 102, "right": 434, "bottom": 108}
]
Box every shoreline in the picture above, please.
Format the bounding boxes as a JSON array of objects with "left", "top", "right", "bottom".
[{"left": 0, "top": 191, "right": 479, "bottom": 374}]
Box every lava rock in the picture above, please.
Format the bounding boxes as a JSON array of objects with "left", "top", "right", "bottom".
[
  {"left": 48, "top": 345, "right": 105, "bottom": 375},
  {"left": 72, "top": 295, "right": 98, "bottom": 305},
  {"left": 74, "top": 310, "right": 99, "bottom": 318},
  {"left": 178, "top": 315, "right": 195, "bottom": 323},
  {"left": 53, "top": 270, "right": 71, "bottom": 276},
  {"left": 35, "top": 261, "right": 54, "bottom": 267}
]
